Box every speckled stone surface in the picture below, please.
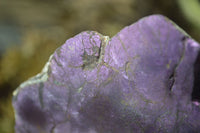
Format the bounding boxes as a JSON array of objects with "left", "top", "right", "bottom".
[{"left": 13, "top": 15, "right": 200, "bottom": 133}]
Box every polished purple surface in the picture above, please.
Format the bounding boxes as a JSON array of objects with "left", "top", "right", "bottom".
[{"left": 13, "top": 15, "right": 200, "bottom": 133}]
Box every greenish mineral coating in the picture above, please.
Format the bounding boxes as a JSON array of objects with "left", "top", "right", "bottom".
[{"left": 13, "top": 15, "right": 200, "bottom": 133}]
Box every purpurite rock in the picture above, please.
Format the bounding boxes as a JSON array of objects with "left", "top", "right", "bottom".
[{"left": 13, "top": 15, "right": 200, "bottom": 133}]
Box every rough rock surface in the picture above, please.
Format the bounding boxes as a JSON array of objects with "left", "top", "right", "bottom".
[{"left": 13, "top": 15, "right": 200, "bottom": 133}]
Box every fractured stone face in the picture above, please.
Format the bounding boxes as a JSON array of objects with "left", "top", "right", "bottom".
[{"left": 13, "top": 15, "right": 200, "bottom": 133}]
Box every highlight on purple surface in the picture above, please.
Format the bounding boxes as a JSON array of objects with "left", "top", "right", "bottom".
[{"left": 13, "top": 15, "right": 200, "bottom": 133}]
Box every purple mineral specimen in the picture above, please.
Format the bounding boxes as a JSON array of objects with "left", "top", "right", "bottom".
[{"left": 13, "top": 15, "right": 200, "bottom": 133}]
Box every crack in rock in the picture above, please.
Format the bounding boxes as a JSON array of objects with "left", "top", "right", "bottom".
[{"left": 168, "top": 36, "right": 187, "bottom": 92}]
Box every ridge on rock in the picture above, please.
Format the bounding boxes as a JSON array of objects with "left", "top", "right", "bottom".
[{"left": 13, "top": 15, "right": 200, "bottom": 133}]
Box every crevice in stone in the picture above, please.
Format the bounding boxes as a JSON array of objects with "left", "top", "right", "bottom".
[
  {"left": 125, "top": 61, "right": 130, "bottom": 77},
  {"left": 168, "top": 36, "right": 187, "bottom": 91},
  {"left": 192, "top": 50, "right": 200, "bottom": 102},
  {"left": 168, "top": 72, "right": 175, "bottom": 91},
  {"left": 171, "top": 36, "right": 189, "bottom": 133}
]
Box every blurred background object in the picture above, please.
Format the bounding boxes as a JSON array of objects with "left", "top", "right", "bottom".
[{"left": 0, "top": 0, "right": 200, "bottom": 132}]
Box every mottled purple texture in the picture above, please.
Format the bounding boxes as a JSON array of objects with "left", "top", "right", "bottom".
[{"left": 13, "top": 15, "right": 200, "bottom": 133}]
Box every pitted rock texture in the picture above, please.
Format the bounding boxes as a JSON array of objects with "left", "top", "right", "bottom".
[{"left": 13, "top": 15, "right": 200, "bottom": 133}]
